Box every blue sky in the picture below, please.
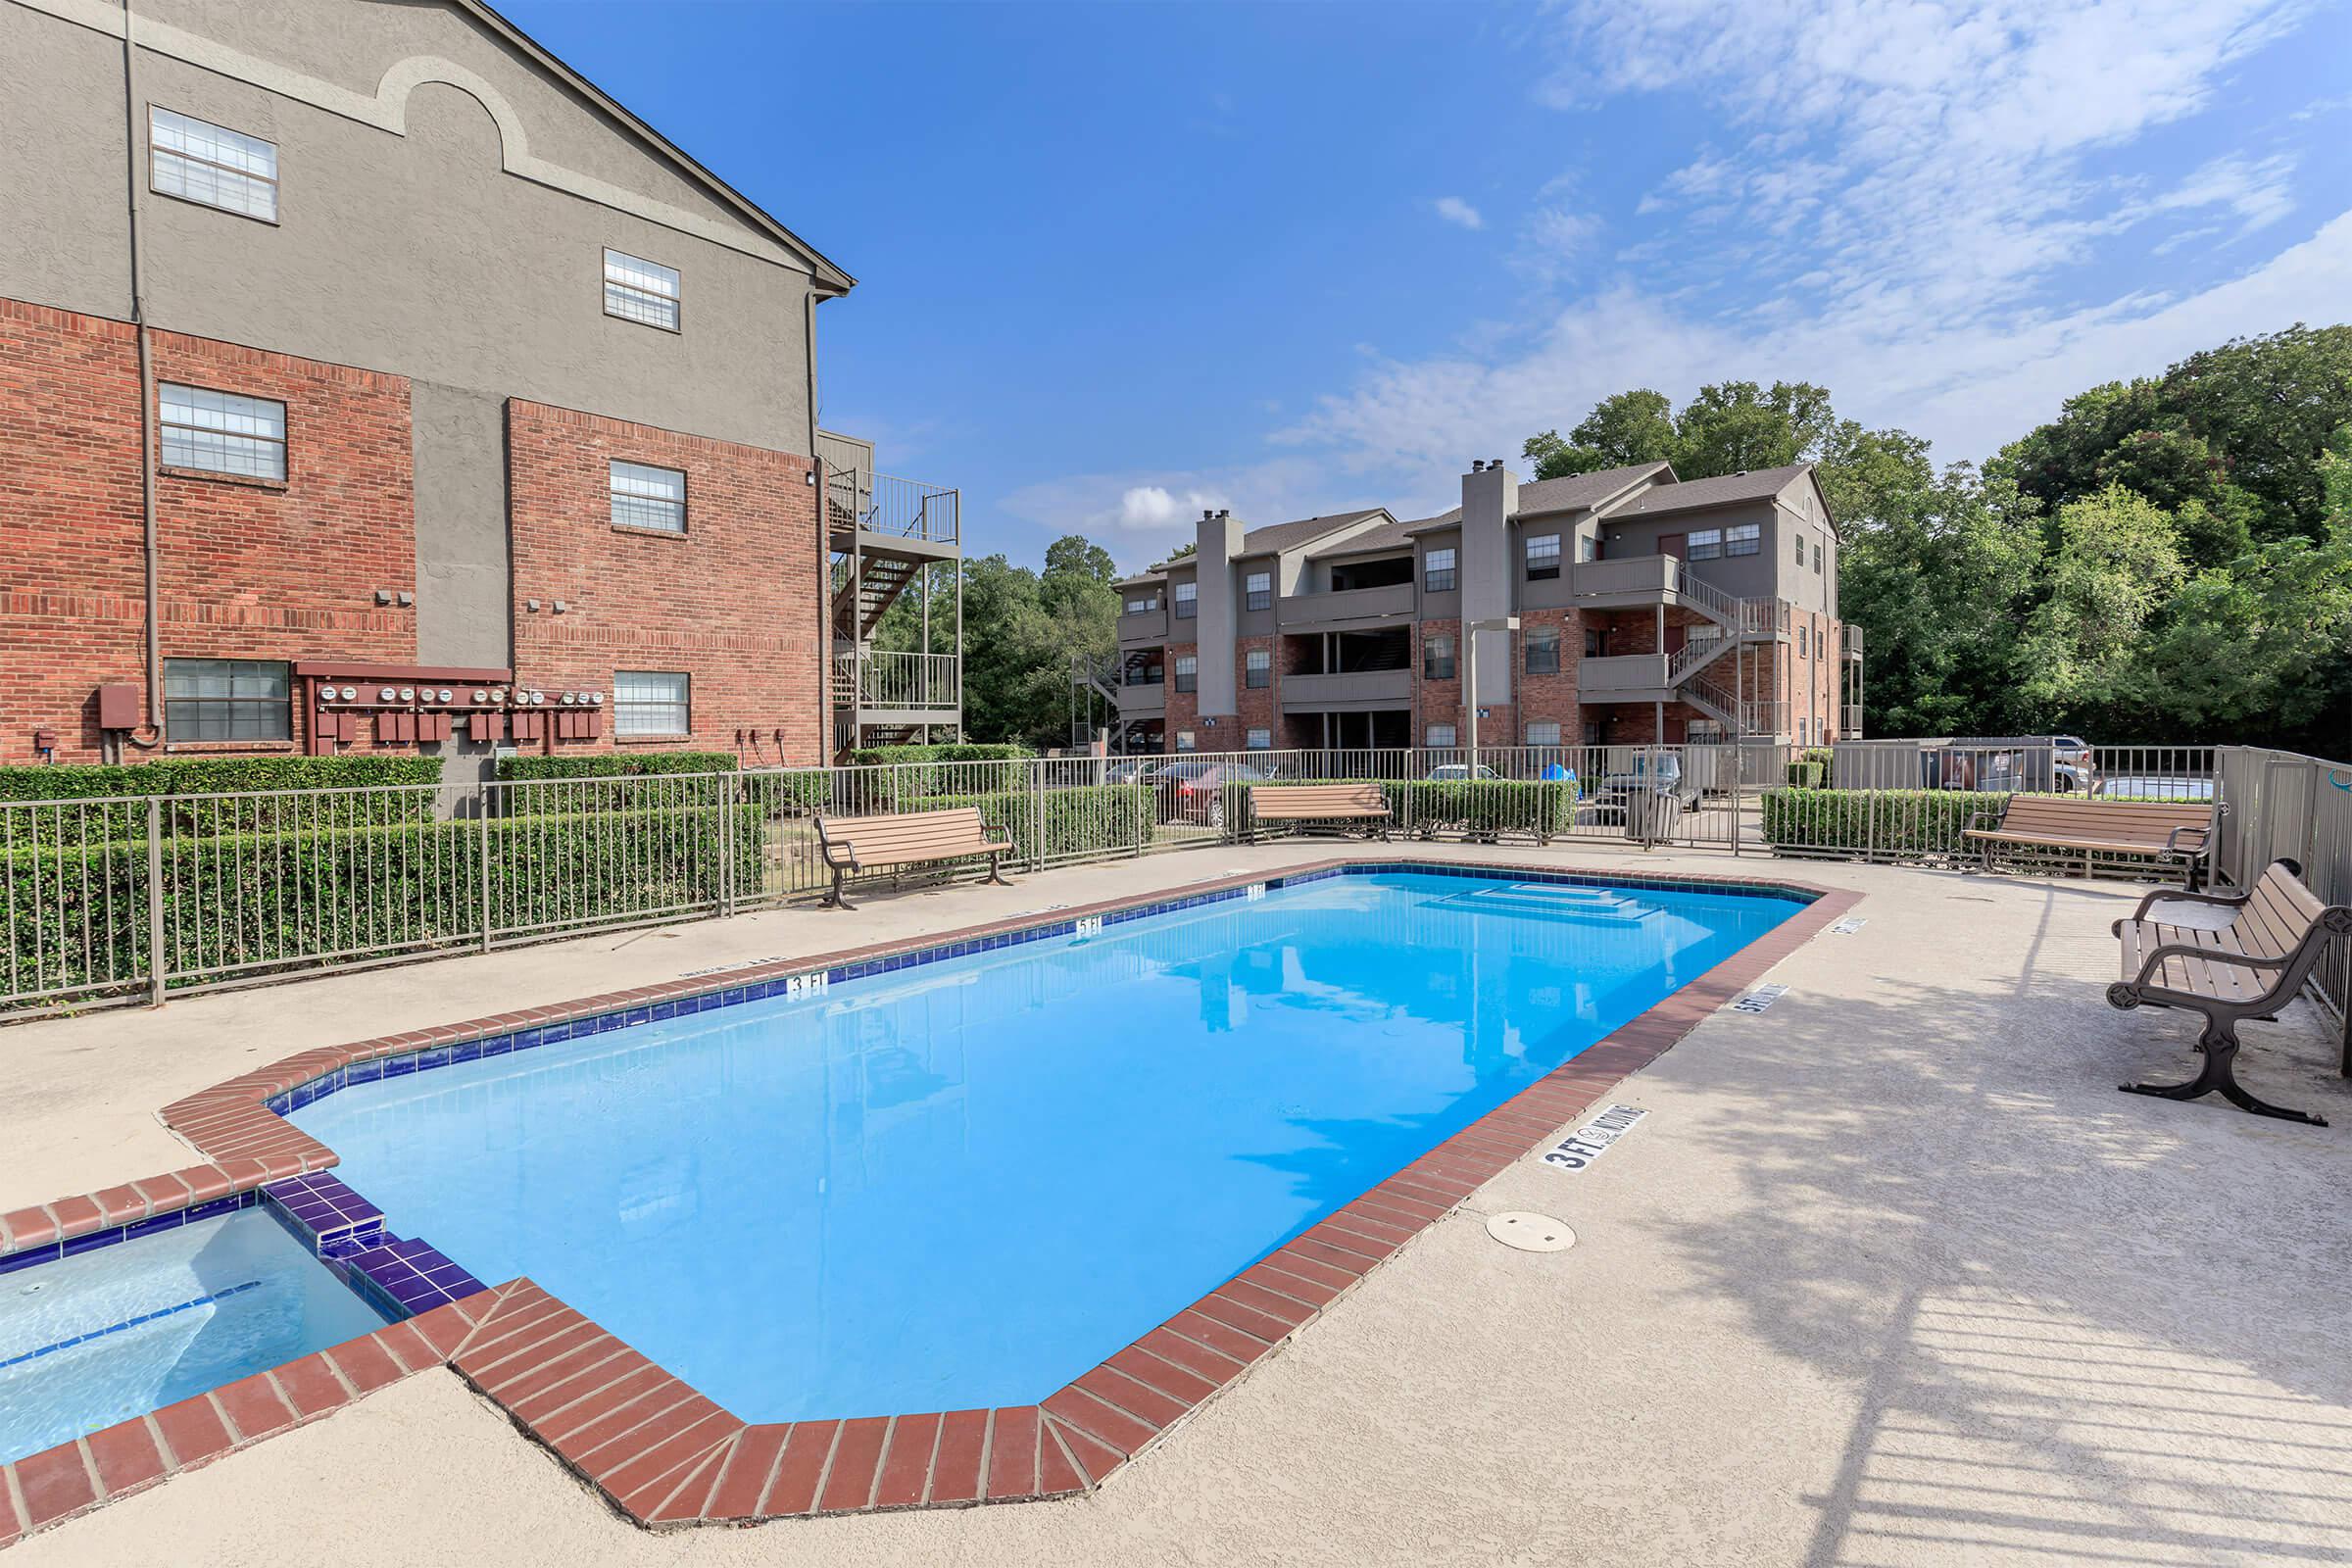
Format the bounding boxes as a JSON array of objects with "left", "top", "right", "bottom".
[{"left": 504, "top": 0, "right": 2352, "bottom": 572}]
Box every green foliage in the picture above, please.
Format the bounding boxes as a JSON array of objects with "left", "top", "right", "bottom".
[
  {"left": 5, "top": 805, "right": 761, "bottom": 1004},
  {"left": 909, "top": 784, "right": 1152, "bottom": 862},
  {"left": 1227, "top": 778, "right": 1580, "bottom": 840},
  {"left": 494, "top": 751, "right": 737, "bottom": 781},
  {"left": 0, "top": 756, "right": 442, "bottom": 803},
  {"left": 1523, "top": 381, "right": 1832, "bottom": 481},
  {"left": 1786, "top": 760, "right": 1827, "bottom": 789},
  {"left": 843, "top": 744, "right": 1032, "bottom": 801},
  {"left": 1761, "top": 789, "right": 2005, "bottom": 858}
]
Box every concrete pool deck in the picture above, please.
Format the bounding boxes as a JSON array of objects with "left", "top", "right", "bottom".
[{"left": 5, "top": 842, "right": 2350, "bottom": 1565}]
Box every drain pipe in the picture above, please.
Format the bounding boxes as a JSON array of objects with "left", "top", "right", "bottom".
[{"left": 119, "top": 0, "right": 164, "bottom": 752}]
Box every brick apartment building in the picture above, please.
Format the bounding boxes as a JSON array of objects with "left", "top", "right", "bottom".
[
  {"left": 1, "top": 0, "right": 957, "bottom": 774},
  {"left": 1088, "top": 459, "right": 1862, "bottom": 755}
]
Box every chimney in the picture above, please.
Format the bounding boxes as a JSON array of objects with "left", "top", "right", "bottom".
[{"left": 1471, "top": 459, "right": 1486, "bottom": 472}]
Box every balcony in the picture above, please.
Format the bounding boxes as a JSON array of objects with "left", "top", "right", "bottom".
[
  {"left": 1116, "top": 679, "right": 1165, "bottom": 715},
  {"left": 1275, "top": 580, "right": 1416, "bottom": 631},
  {"left": 832, "top": 650, "right": 959, "bottom": 716},
  {"left": 825, "top": 468, "right": 960, "bottom": 550},
  {"left": 1118, "top": 608, "right": 1169, "bottom": 645},
  {"left": 1279, "top": 668, "right": 1413, "bottom": 710},
  {"left": 1577, "top": 653, "right": 1673, "bottom": 698}
]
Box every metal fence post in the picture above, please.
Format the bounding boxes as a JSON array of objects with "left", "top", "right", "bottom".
[
  {"left": 145, "top": 796, "right": 165, "bottom": 1008},
  {"left": 477, "top": 781, "right": 494, "bottom": 953},
  {"left": 1029, "top": 760, "right": 1046, "bottom": 873},
  {"left": 720, "top": 770, "right": 738, "bottom": 918}
]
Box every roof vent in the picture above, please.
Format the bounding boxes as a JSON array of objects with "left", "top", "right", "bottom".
[
  {"left": 1218, "top": 509, "right": 1231, "bottom": 521},
  {"left": 1201, "top": 509, "right": 1215, "bottom": 522},
  {"left": 1491, "top": 459, "right": 1503, "bottom": 470},
  {"left": 1471, "top": 459, "right": 1486, "bottom": 472}
]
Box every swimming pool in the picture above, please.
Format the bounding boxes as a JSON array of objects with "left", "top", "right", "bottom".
[
  {"left": 0, "top": 1211, "right": 386, "bottom": 1465},
  {"left": 290, "top": 867, "right": 1798, "bottom": 1421}
]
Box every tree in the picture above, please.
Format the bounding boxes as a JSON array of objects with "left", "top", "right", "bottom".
[
  {"left": 1524, "top": 389, "right": 1676, "bottom": 478},
  {"left": 2017, "top": 486, "right": 2187, "bottom": 720}
]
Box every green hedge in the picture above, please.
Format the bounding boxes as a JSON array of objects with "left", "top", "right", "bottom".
[
  {"left": 1, "top": 757, "right": 447, "bottom": 850},
  {"left": 882, "top": 784, "right": 1150, "bottom": 864},
  {"left": 1761, "top": 788, "right": 2001, "bottom": 858},
  {"left": 843, "top": 744, "right": 1032, "bottom": 802},
  {"left": 1227, "top": 778, "right": 1581, "bottom": 841},
  {"left": 0, "top": 756, "right": 444, "bottom": 803},
  {"left": 495, "top": 751, "right": 737, "bottom": 781},
  {"left": 5, "top": 805, "right": 762, "bottom": 1004}
]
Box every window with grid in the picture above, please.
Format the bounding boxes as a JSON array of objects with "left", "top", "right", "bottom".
[
  {"left": 1246, "top": 727, "right": 1272, "bottom": 750},
  {"left": 1798, "top": 624, "right": 1808, "bottom": 658},
  {"left": 1244, "top": 570, "right": 1271, "bottom": 612},
  {"left": 613, "top": 669, "right": 690, "bottom": 735},
  {"left": 1175, "top": 730, "right": 1197, "bottom": 752},
  {"left": 1815, "top": 541, "right": 1824, "bottom": 572},
  {"left": 1525, "top": 626, "right": 1561, "bottom": 674},
  {"left": 1173, "top": 654, "right": 1198, "bottom": 693},
  {"left": 150, "top": 107, "right": 277, "bottom": 220},
  {"left": 1586, "top": 626, "right": 1607, "bottom": 658},
  {"left": 164, "top": 658, "right": 289, "bottom": 741},
  {"left": 1245, "top": 649, "right": 1270, "bottom": 689},
  {"left": 1426, "top": 723, "right": 1456, "bottom": 748},
  {"left": 1525, "top": 721, "right": 1562, "bottom": 746},
  {"left": 603, "top": 249, "right": 681, "bottom": 330},
  {"left": 1687, "top": 528, "right": 1722, "bottom": 561},
  {"left": 159, "top": 383, "right": 285, "bottom": 480},
  {"left": 610, "top": 461, "right": 686, "bottom": 533},
  {"left": 1173, "top": 581, "right": 1198, "bottom": 618},
  {"left": 1526, "top": 533, "right": 1560, "bottom": 580},
  {"left": 1725, "top": 523, "right": 1761, "bottom": 556},
  {"left": 1422, "top": 634, "right": 1454, "bottom": 680},
  {"left": 1794, "top": 532, "right": 1806, "bottom": 564},
  {"left": 1126, "top": 594, "right": 1158, "bottom": 612},
  {"left": 1424, "top": 548, "right": 1456, "bottom": 593}
]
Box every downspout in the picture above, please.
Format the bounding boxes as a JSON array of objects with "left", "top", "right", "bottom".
[
  {"left": 120, "top": 0, "right": 163, "bottom": 753},
  {"left": 807, "top": 286, "right": 828, "bottom": 761}
]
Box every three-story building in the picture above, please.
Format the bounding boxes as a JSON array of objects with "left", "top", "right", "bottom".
[{"left": 1094, "top": 459, "right": 1861, "bottom": 756}]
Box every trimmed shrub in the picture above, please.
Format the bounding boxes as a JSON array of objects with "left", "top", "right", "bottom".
[
  {"left": 4, "top": 804, "right": 763, "bottom": 1005},
  {"left": 1786, "top": 760, "right": 1828, "bottom": 789},
  {"left": 0, "top": 757, "right": 446, "bottom": 850},
  {"left": 912, "top": 784, "right": 1152, "bottom": 863},
  {"left": 0, "top": 756, "right": 444, "bottom": 803},
  {"left": 1225, "top": 778, "right": 1580, "bottom": 842},
  {"left": 1761, "top": 788, "right": 2003, "bottom": 858},
  {"left": 495, "top": 751, "right": 737, "bottom": 781}
]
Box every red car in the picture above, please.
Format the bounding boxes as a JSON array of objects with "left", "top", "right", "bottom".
[{"left": 1152, "top": 760, "right": 1279, "bottom": 827}]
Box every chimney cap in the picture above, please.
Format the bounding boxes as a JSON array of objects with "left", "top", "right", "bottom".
[
  {"left": 1201, "top": 509, "right": 1214, "bottom": 522},
  {"left": 1491, "top": 459, "right": 1504, "bottom": 470},
  {"left": 1471, "top": 459, "right": 1486, "bottom": 472}
]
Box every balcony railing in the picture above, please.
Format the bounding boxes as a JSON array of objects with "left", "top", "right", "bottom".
[
  {"left": 1275, "top": 580, "right": 1417, "bottom": 628},
  {"left": 825, "top": 466, "right": 960, "bottom": 545},
  {"left": 832, "top": 650, "right": 959, "bottom": 711},
  {"left": 1279, "top": 668, "right": 1413, "bottom": 708},
  {"left": 1118, "top": 608, "right": 1169, "bottom": 644}
]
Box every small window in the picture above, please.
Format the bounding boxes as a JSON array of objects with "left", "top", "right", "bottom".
[
  {"left": 1794, "top": 532, "right": 1807, "bottom": 564},
  {"left": 1725, "top": 523, "right": 1761, "bottom": 556},
  {"left": 1175, "top": 730, "right": 1197, "bottom": 752},
  {"left": 1585, "top": 626, "right": 1607, "bottom": 659},
  {"left": 1244, "top": 570, "right": 1272, "bottom": 612},
  {"left": 1126, "top": 594, "right": 1158, "bottom": 613},
  {"left": 1174, "top": 654, "right": 1198, "bottom": 693},
  {"left": 164, "top": 658, "right": 289, "bottom": 741},
  {"left": 1526, "top": 533, "right": 1561, "bottom": 581},
  {"left": 1424, "top": 547, "right": 1457, "bottom": 593},
  {"left": 1426, "top": 723, "right": 1456, "bottom": 748},
  {"left": 1687, "top": 718, "right": 1726, "bottom": 745},
  {"left": 1797, "top": 717, "right": 1809, "bottom": 744},
  {"left": 1173, "top": 581, "right": 1198, "bottom": 619},
  {"left": 1525, "top": 721, "right": 1562, "bottom": 747},
  {"left": 159, "top": 383, "right": 285, "bottom": 480},
  {"left": 1578, "top": 533, "right": 1598, "bottom": 563},
  {"left": 1687, "top": 528, "right": 1722, "bottom": 561},
  {"left": 1245, "top": 649, "right": 1271, "bottom": 689},
  {"left": 1814, "top": 541, "right": 1824, "bottom": 573},
  {"left": 1798, "top": 624, "right": 1808, "bottom": 658},
  {"left": 613, "top": 669, "right": 690, "bottom": 736},
  {"left": 1525, "top": 626, "right": 1561, "bottom": 674},
  {"left": 150, "top": 107, "right": 277, "bottom": 221},
  {"left": 604, "top": 249, "right": 681, "bottom": 331},
  {"left": 610, "top": 461, "right": 686, "bottom": 533},
  {"left": 1246, "top": 727, "right": 1271, "bottom": 750},
  {"left": 1423, "top": 634, "right": 1455, "bottom": 680}
]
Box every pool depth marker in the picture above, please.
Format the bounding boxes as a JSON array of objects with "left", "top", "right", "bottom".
[{"left": 1539, "top": 1103, "right": 1648, "bottom": 1171}]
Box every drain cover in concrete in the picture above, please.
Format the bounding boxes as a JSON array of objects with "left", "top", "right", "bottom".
[{"left": 1486, "top": 1211, "right": 1575, "bottom": 1252}]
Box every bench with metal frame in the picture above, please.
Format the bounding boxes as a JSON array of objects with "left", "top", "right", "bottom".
[
  {"left": 2107, "top": 858, "right": 2350, "bottom": 1125},
  {"left": 814, "top": 807, "right": 1013, "bottom": 910},
  {"left": 1245, "top": 782, "right": 1392, "bottom": 844},
  {"left": 1965, "top": 796, "right": 2214, "bottom": 888}
]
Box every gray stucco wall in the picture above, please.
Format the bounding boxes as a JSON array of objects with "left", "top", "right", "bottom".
[
  {"left": 1192, "top": 514, "right": 1243, "bottom": 715},
  {"left": 1457, "top": 466, "right": 1517, "bottom": 710},
  {"left": 0, "top": 6, "right": 136, "bottom": 317},
  {"left": 413, "top": 381, "right": 510, "bottom": 665}
]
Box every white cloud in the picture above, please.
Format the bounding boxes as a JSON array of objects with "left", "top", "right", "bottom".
[
  {"left": 1002, "top": 459, "right": 1390, "bottom": 571},
  {"left": 1434, "top": 195, "right": 1486, "bottom": 229}
]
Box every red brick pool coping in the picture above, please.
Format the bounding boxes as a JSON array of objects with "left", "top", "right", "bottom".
[{"left": 0, "top": 859, "right": 1857, "bottom": 1546}]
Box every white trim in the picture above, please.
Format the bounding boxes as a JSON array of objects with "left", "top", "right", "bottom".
[{"left": 17, "top": 0, "right": 823, "bottom": 276}]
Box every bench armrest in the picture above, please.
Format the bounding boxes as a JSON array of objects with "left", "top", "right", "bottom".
[
  {"left": 2127, "top": 883, "right": 2245, "bottom": 922},
  {"left": 2132, "top": 943, "right": 2289, "bottom": 988},
  {"left": 819, "top": 839, "right": 859, "bottom": 872},
  {"left": 2166, "top": 826, "right": 2211, "bottom": 853}
]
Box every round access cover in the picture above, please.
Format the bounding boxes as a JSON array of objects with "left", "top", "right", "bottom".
[{"left": 1486, "top": 1211, "right": 1575, "bottom": 1252}]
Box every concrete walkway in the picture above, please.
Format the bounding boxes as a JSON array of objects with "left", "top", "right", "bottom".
[{"left": 8, "top": 843, "right": 2351, "bottom": 1566}]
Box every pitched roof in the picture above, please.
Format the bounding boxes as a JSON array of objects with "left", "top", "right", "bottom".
[
  {"left": 1514, "top": 462, "right": 1673, "bottom": 517},
  {"left": 1237, "top": 509, "right": 1389, "bottom": 557},
  {"left": 1401, "top": 508, "right": 1463, "bottom": 537},
  {"left": 1602, "top": 463, "right": 1815, "bottom": 518},
  {"left": 457, "top": 0, "right": 854, "bottom": 293}
]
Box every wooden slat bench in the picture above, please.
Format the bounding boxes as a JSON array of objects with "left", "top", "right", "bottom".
[
  {"left": 1246, "top": 782, "right": 1391, "bottom": 843},
  {"left": 1964, "top": 796, "right": 2214, "bottom": 887},
  {"left": 814, "top": 807, "right": 1013, "bottom": 909},
  {"left": 2107, "top": 858, "right": 2351, "bottom": 1124}
]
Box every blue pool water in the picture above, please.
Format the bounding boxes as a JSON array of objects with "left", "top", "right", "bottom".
[
  {"left": 293, "top": 870, "right": 1796, "bottom": 1419},
  {"left": 0, "top": 1212, "right": 387, "bottom": 1464}
]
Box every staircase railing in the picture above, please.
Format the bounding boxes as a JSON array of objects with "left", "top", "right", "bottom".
[
  {"left": 1683, "top": 673, "right": 1788, "bottom": 738},
  {"left": 1665, "top": 560, "right": 1741, "bottom": 628},
  {"left": 826, "top": 465, "right": 959, "bottom": 544},
  {"left": 1665, "top": 630, "right": 1737, "bottom": 686},
  {"left": 833, "top": 650, "right": 959, "bottom": 711}
]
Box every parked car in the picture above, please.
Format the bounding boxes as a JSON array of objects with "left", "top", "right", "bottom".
[
  {"left": 1152, "top": 760, "right": 1277, "bottom": 827},
  {"left": 1424, "top": 762, "right": 1503, "bottom": 782},
  {"left": 1589, "top": 752, "right": 1685, "bottom": 809},
  {"left": 1103, "top": 759, "right": 1157, "bottom": 786}
]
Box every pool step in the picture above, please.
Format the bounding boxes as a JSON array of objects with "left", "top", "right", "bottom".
[{"left": 1432, "top": 884, "right": 1661, "bottom": 924}]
